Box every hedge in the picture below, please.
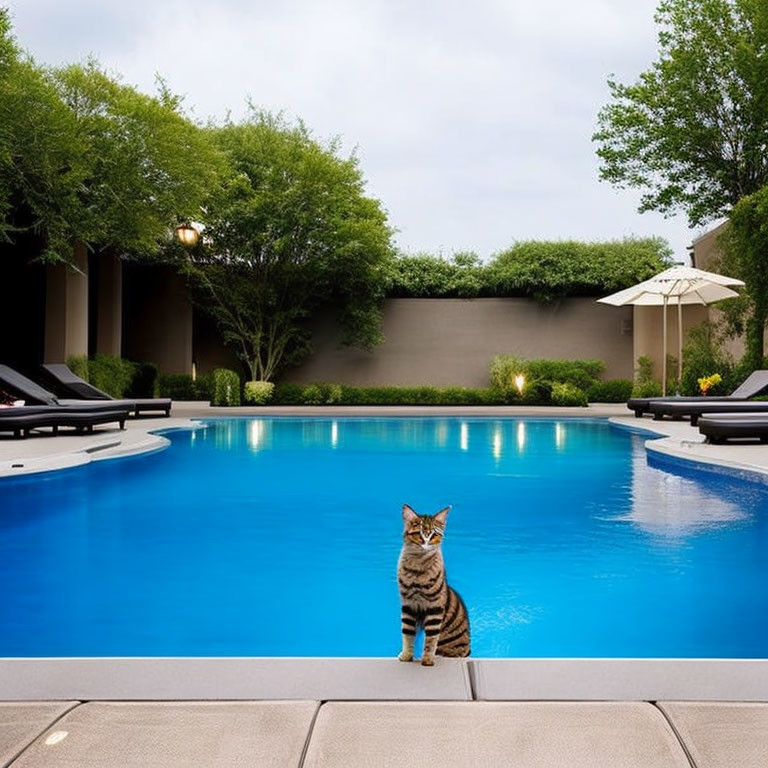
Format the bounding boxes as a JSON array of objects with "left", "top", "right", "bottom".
[
  {"left": 387, "top": 238, "right": 671, "bottom": 300},
  {"left": 157, "top": 373, "right": 211, "bottom": 401},
  {"left": 268, "top": 383, "right": 598, "bottom": 407},
  {"left": 66, "top": 354, "right": 158, "bottom": 399}
]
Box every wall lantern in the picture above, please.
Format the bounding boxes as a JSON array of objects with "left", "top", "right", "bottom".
[{"left": 175, "top": 222, "right": 200, "bottom": 247}]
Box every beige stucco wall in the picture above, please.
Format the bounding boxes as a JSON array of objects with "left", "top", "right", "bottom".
[
  {"left": 284, "top": 298, "right": 634, "bottom": 387},
  {"left": 632, "top": 304, "right": 710, "bottom": 383}
]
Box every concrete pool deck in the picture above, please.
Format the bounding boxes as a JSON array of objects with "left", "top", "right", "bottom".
[{"left": 1, "top": 403, "right": 767, "bottom": 765}]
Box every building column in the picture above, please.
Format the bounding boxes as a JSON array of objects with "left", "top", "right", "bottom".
[
  {"left": 44, "top": 241, "right": 89, "bottom": 362},
  {"left": 123, "top": 264, "right": 193, "bottom": 374},
  {"left": 96, "top": 253, "right": 123, "bottom": 356}
]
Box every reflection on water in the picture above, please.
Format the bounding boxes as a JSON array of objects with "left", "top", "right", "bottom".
[
  {"left": 248, "top": 420, "right": 266, "bottom": 451},
  {"left": 616, "top": 445, "right": 749, "bottom": 536},
  {"left": 460, "top": 421, "right": 469, "bottom": 451},
  {"left": 516, "top": 421, "right": 527, "bottom": 453},
  {"left": 555, "top": 422, "right": 565, "bottom": 451},
  {"left": 492, "top": 424, "right": 503, "bottom": 461},
  {"left": 331, "top": 420, "right": 338, "bottom": 448}
]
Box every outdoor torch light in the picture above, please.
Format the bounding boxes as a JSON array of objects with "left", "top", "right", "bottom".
[
  {"left": 175, "top": 222, "right": 200, "bottom": 247},
  {"left": 514, "top": 374, "right": 526, "bottom": 394}
]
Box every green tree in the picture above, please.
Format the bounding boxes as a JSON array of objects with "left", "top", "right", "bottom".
[
  {"left": 594, "top": 0, "right": 768, "bottom": 226},
  {"left": 717, "top": 185, "right": 768, "bottom": 367},
  {"left": 0, "top": 11, "right": 85, "bottom": 257},
  {"left": 47, "top": 63, "right": 222, "bottom": 260},
  {"left": 185, "top": 113, "right": 394, "bottom": 382},
  {"left": 0, "top": 10, "right": 221, "bottom": 263}
]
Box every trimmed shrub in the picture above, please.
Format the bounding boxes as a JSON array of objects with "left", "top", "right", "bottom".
[
  {"left": 127, "top": 362, "right": 158, "bottom": 398},
  {"left": 587, "top": 379, "right": 633, "bottom": 402},
  {"left": 211, "top": 368, "right": 241, "bottom": 406},
  {"left": 244, "top": 380, "right": 275, "bottom": 405},
  {"left": 87, "top": 354, "right": 138, "bottom": 398},
  {"left": 490, "top": 355, "right": 605, "bottom": 396},
  {"left": 301, "top": 382, "right": 343, "bottom": 405},
  {"left": 157, "top": 373, "right": 212, "bottom": 401},
  {"left": 302, "top": 384, "right": 324, "bottom": 405},
  {"left": 521, "top": 379, "right": 553, "bottom": 405},
  {"left": 551, "top": 382, "right": 588, "bottom": 407},
  {"left": 271, "top": 382, "right": 305, "bottom": 404},
  {"left": 525, "top": 359, "right": 604, "bottom": 389},
  {"left": 66, "top": 355, "right": 89, "bottom": 382},
  {"left": 631, "top": 380, "right": 663, "bottom": 398}
]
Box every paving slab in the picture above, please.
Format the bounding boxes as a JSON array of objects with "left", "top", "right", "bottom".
[
  {"left": 0, "top": 703, "right": 78, "bottom": 768},
  {"left": 471, "top": 658, "right": 768, "bottom": 701},
  {"left": 658, "top": 702, "right": 768, "bottom": 768},
  {"left": 9, "top": 701, "right": 318, "bottom": 768},
  {"left": 0, "top": 658, "right": 471, "bottom": 701},
  {"left": 302, "top": 701, "right": 691, "bottom": 768}
]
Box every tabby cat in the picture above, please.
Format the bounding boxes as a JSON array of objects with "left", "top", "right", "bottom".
[{"left": 397, "top": 503, "right": 470, "bottom": 665}]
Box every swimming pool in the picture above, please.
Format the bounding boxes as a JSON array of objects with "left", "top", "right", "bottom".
[{"left": 0, "top": 417, "right": 766, "bottom": 658}]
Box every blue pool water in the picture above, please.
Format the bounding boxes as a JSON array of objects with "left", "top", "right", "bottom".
[{"left": 1, "top": 417, "right": 767, "bottom": 658}]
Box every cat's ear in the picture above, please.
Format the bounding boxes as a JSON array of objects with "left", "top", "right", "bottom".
[
  {"left": 402, "top": 504, "right": 419, "bottom": 523},
  {"left": 433, "top": 506, "right": 451, "bottom": 527}
]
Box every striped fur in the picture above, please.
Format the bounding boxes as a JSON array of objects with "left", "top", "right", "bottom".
[{"left": 397, "top": 504, "right": 470, "bottom": 665}]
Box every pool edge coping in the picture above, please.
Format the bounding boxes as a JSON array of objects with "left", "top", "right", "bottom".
[{"left": 0, "top": 658, "right": 766, "bottom": 702}]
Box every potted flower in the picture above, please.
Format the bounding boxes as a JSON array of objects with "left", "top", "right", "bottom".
[{"left": 697, "top": 373, "right": 722, "bottom": 395}]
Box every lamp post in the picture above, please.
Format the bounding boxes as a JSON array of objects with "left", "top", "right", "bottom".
[{"left": 175, "top": 222, "right": 200, "bottom": 247}]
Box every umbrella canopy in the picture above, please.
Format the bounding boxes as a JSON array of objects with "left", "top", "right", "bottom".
[{"left": 598, "top": 266, "right": 744, "bottom": 395}]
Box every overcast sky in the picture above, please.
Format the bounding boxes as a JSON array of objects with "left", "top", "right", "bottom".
[{"left": 7, "top": 0, "right": 710, "bottom": 260}]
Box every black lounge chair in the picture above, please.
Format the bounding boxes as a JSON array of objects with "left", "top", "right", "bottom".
[
  {"left": 626, "top": 370, "right": 768, "bottom": 417},
  {"left": 0, "top": 406, "right": 129, "bottom": 438},
  {"left": 698, "top": 413, "right": 768, "bottom": 444},
  {"left": 649, "top": 399, "right": 768, "bottom": 426},
  {"left": 0, "top": 364, "right": 138, "bottom": 415},
  {"left": 42, "top": 363, "right": 171, "bottom": 417}
]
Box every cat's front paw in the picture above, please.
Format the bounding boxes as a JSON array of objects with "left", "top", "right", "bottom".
[
  {"left": 398, "top": 651, "right": 414, "bottom": 662},
  {"left": 420, "top": 656, "right": 435, "bottom": 667}
]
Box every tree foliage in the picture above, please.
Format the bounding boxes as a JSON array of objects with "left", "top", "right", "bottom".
[
  {"left": 48, "top": 63, "right": 222, "bottom": 259},
  {"left": 594, "top": 0, "right": 768, "bottom": 227},
  {"left": 184, "top": 113, "right": 393, "bottom": 381},
  {"left": 387, "top": 239, "right": 671, "bottom": 301},
  {"left": 0, "top": 8, "right": 221, "bottom": 262},
  {"left": 486, "top": 238, "right": 671, "bottom": 302},
  {"left": 715, "top": 185, "right": 768, "bottom": 367}
]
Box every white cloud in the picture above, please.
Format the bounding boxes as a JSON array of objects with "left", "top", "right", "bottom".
[{"left": 7, "top": 0, "right": 700, "bottom": 258}]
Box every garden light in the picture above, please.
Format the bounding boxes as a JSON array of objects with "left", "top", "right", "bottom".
[
  {"left": 175, "top": 222, "right": 200, "bottom": 247},
  {"left": 514, "top": 374, "right": 526, "bottom": 394}
]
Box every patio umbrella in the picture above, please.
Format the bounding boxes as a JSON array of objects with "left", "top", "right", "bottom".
[{"left": 598, "top": 266, "right": 744, "bottom": 395}]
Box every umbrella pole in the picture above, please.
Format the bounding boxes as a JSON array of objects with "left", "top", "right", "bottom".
[
  {"left": 677, "top": 298, "right": 683, "bottom": 395},
  {"left": 662, "top": 296, "right": 668, "bottom": 397}
]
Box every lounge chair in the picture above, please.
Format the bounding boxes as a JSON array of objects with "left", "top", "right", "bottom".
[
  {"left": 698, "top": 413, "right": 768, "bottom": 444},
  {"left": 627, "top": 370, "right": 768, "bottom": 417},
  {"left": 0, "top": 406, "right": 129, "bottom": 438},
  {"left": 42, "top": 363, "right": 171, "bottom": 417},
  {"left": 0, "top": 364, "right": 138, "bottom": 415},
  {"left": 649, "top": 399, "right": 768, "bottom": 426}
]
